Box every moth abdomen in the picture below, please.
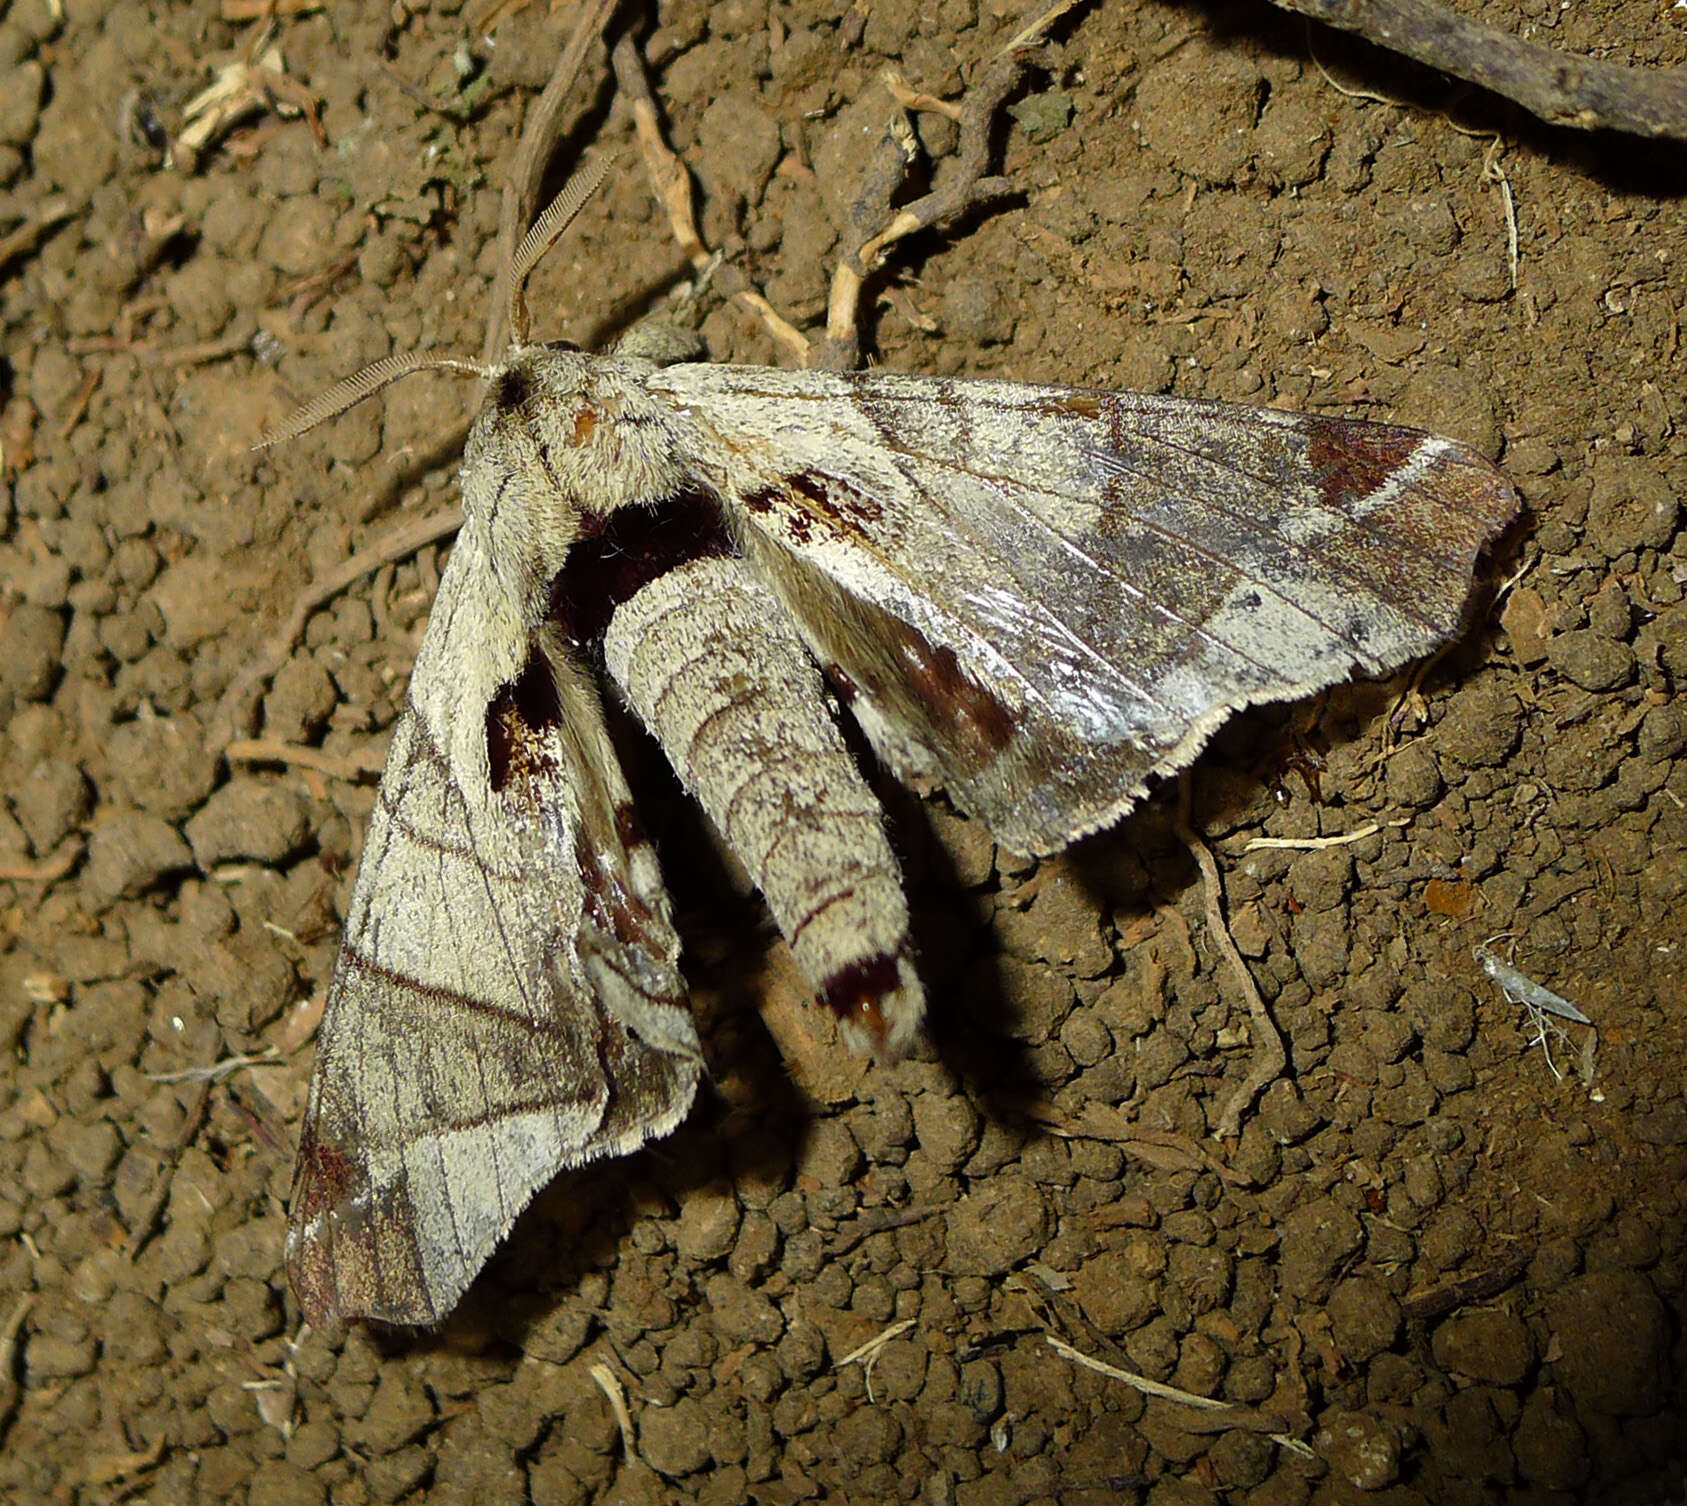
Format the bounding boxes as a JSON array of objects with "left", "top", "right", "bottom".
[{"left": 602, "top": 554, "right": 924, "bottom": 1054}]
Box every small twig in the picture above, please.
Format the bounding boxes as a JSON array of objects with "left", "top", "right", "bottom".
[
  {"left": 1482, "top": 141, "right": 1520, "bottom": 292},
  {"left": 225, "top": 737, "right": 388, "bottom": 782},
  {"left": 613, "top": 37, "right": 704, "bottom": 267},
  {"left": 146, "top": 1049, "right": 281, "bottom": 1085},
  {"left": 1402, "top": 1248, "right": 1530, "bottom": 1321},
  {"left": 881, "top": 68, "right": 966, "bottom": 123},
  {"left": 0, "top": 838, "right": 84, "bottom": 885},
  {"left": 277, "top": 247, "right": 362, "bottom": 306},
  {"left": 378, "top": 60, "right": 478, "bottom": 125},
  {"left": 0, "top": 1293, "right": 33, "bottom": 1435},
  {"left": 1308, "top": 30, "right": 1415, "bottom": 108},
  {"left": 1038, "top": 1107, "right": 1252, "bottom": 1185},
  {"left": 818, "top": 42, "right": 1050, "bottom": 371},
  {"left": 1049, "top": 1334, "right": 1302, "bottom": 1439},
  {"left": 1176, "top": 773, "right": 1285, "bottom": 1141},
  {"left": 1243, "top": 819, "right": 1407, "bottom": 852},
  {"left": 837, "top": 1318, "right": 915, "bottom": 1403},
  {"left": 610, "top": 36, "right": 810, "bottom": 363},
  {"left": 143, "top": 330, "right": 260, "bottom": 368},
  {"left": 56, "top": 366, "right": 101, "bottom": 438},
  {"left": 1047, "top": 1335, "right": 1230, "bottom": 1410},
  {"left": 0, "top": 197, "right": 77, "bottom": 279},
  {"left": 222, "top": 0, "right": 323, "bottom": 17},
  {"left": 827, "top": 1204, "right": 944, "bottom": 1256},
  {"left": 209, "top": 506, "right": 463, "bottom": 754},
  {"left": 836, "top": 1318, "right": 916, "bottom": 1368},
  {"left": 1272, "top": 0, "right": 1687, "bottom": 140},
  {"left": 589, "top": 1359, "right": 638, "bottom": 1460},
  {"left": 999, "top": 0, "right": 1084, "bottom": 55}
]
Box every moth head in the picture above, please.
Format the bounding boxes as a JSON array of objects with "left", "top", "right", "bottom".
[{"left": 453, "top": 343, "right": 699, "bottom": 633}]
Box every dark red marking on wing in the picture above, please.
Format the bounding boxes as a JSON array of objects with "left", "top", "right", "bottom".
[
  {"left": 879, "top": 613, "right": 1016, "bottom": 761},
  {"left": 486, "top": 648, "right": 564, "bottom": 794},
  {"left": 823, "top": 663, "right": 861, "bottom": 706},
  {"left": 288, "top": 1122, "right": 430, "bottom": 1328},
  {"left": 746, "top": 470, "right": 893, "bottom": 549},
  {"left": 576, "top": 840, "right": 664, "bottom": 951},
  {"left": 790, "top": 470, "right": 884, "bottom": 530},
  {"left": 549, "top": 492, "right": 735, "bottom": 646},
  {"left": 1305, "top": 422, "right": 1419, "bottom": 508}
]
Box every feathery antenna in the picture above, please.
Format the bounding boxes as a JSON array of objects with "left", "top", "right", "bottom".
[
  {"left": 257, "top": 352, "right": 491, "bottom": 449},
  {"left": 507, "top": 153, "right": 615, "bottom": 348}
]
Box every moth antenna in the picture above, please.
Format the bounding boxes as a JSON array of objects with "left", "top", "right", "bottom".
[
  {"left": 256, "top": 352, "right": 492, "bottom": 449},
  {"left": 507, "top": 152, "right": 615, "bottom": 348}
]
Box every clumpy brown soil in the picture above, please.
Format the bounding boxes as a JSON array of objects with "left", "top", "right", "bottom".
[{"left": 2, "top": 0, "right": 1685, "bottom": 1502}]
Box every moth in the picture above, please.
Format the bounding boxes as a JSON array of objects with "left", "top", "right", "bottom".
[{"left": 280, "top": 162, "right": 1518, "bottom": 1326}]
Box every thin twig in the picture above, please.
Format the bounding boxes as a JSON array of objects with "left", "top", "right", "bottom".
[
  {"left": 0, "top": 838, "right": 84, "bottom": 885},
  {"left": 1243, "top": 819, "right": 1406, "bottom": 852},
  {"left": 1482, "top": 140, "right": 1520, "bottom": 292},
  {"left": 0, "top": 198, "right": 77, "bottom": 279},
  {"left": 837, "top": 1318, "right": 915, "bottom": 1403},
  {"left": 827, "top": 1204, "right": 944, "bottom": 1256},
  {"left": 1047, "top": 1334, "right": 1302, "bottom": 1439},
  {"left": 1038, "top": 1106, "right": 1252, "bottom": 1185},
  {"left": 142, "top": 329, "right": 265, "bottom": 368},
  {"left": 1047, "top": 1335, "right": 1231, "bottom": 1410},
  {"left": 1176, "top": 773, "right": 1285, "bottom": 1141},
  {"left": 0, "top": 1293, "right": 33, "bottom": 1434},
  {"left": 1273, "top": 0, "right": 1687, "bottom": 139},
  {"left": 1000, "top": 0, "right": 1084, "bottom": 55},
  {"left": 225, "top": 737, "right": 388, "bottom": 782},
  {"left": 836, "top": 1318, "right": 917, "bottom": 1369},
  {"left": 817, "top": 41, "right": 1052, "bottom": 371},
  {"left": 610, "top": 37, "right": 810, "bottom": 363},
  {"left": 208, "top": 506, "right": 463, "bottom": 754},
  {"left": 147, "top": 1049, "right": 281, "bottom": 1085},
  {"left": 56, "top": 367, "right": 101, "bottom": 438},
  {"left": 589, "top": 1359, "right": 638, "bottom": 1460}
]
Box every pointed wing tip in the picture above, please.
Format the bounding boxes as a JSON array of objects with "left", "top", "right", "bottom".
[
  {"left": 285, "top": 1215, "right": 458, "bottom": 1331},
  {"left": 1426, "top": 434, "right": 1524, "bottom": 537},
  {"left": 286, "top": 1130, "right": 457, "bottom": 1329}
]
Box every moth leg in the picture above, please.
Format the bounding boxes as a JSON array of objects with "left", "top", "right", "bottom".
[{"left": 601, "top": 555, "right": 923, "bottom": 1055}]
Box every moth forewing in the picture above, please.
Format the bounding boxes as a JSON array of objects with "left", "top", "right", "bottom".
[
  {"left": 284, "top": 409, "right": 704, "bottom": 1326},
  {"left": 655, "top": 364, "right": 1519, "bottom": 854}
]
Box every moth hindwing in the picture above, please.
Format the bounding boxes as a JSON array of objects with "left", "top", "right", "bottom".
[{"left": 284, "top": 262, "right": 1517, "bottom": 1331}]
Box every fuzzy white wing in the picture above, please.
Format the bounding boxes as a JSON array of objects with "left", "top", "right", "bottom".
[
  {"left": 657, "top": 364, "right": 1517, "bottom": 855},
  {"left": 287, "top": 525, "right": 700, "bottom": 1327}
]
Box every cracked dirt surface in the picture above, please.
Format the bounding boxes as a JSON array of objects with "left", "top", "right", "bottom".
[{"left": 1, "top": 0, "right": 1685, "bottom": 1503}]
